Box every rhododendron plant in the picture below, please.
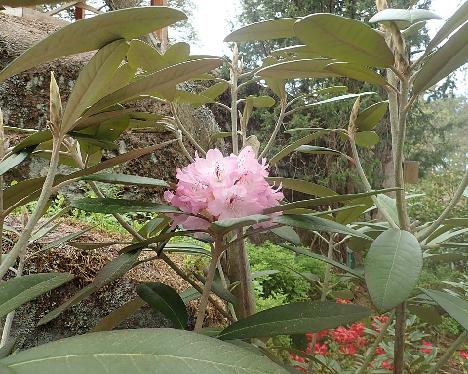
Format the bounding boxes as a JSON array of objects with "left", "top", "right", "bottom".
[{"left": 164, "top": 146, "right": 283, "bottom": 230}]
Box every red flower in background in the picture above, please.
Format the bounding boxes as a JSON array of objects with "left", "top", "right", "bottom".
[
  {"left": 375, "top": 346, "right": 385, "bottom": 355},
  {"left": 420, "top": 341, "right": 433, "bottom": 354},
  {"left": 381, "top": 360, "right": 394, "bottom": 370},
  {"left": 340, "top": 343, "right": 357, "bottom": 355},
  {"left": 459, "top": 351, "right": 468, "bottom": 360},
  {"left": 372, "top": 315, "right": 390, "bottom": 331}
]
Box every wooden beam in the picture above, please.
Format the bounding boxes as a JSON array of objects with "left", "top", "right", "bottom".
[
  {"left": 45, "top": 1, "right": 79, "bottom": 15},
  {"left": 74, "top": 4, "right": 84, "bottom": 20},
  {"left": 151, "top": 0, "right": 168, "bottom": 52}
]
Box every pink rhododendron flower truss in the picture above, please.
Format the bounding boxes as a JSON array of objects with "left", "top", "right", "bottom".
[{"left": 164, "top": 146, "right": 283, "bottom": 231}]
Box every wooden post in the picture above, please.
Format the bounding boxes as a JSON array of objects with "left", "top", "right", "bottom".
[
  {"left": 151, "top": 0, "right": 169, "bottom": 51},
  {"left": 74, "top": 2, "right": 84, "bottom": 20}
]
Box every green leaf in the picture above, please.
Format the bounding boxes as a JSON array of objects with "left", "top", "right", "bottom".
[
  {"left": 210, "top": 214, "right": 270, "bottom": 233},
  {"left": 0, "top": 273, "right": 74, "bottom": 318},
  {"left": 284, "top": 245, "right": 364, "bottom": 278},
  {"left": 335, "top": 197, "right": 373, "bottom": 225},
  {"left": 355, "top": 101, "right": 388, "bottom": 131},
  {"left": 314, "top": 85, "right": 348, "bottom": 96},
  {"left": 12, "top": 130, "right": 52, "bottom": 152},
  {"left": 81, "top": 173, "right": 169, "bottom": 188},
  {"left": 423, "top": 252, "right": 468, "bottom": 264},
  {"left": 267, "top": 177, "right": 338, "bottom": 197},
  {"left": 375, "top": 194, "right": 399, "bottom": 224},
  {"left": 264, "top": 188, "right": 401, "bottom": 214},
  {"left": 427, "top": 1, "right": 468, "bottom": 50},
  {"left": 0, "top": 329, "right": 288, "bottom": 373},
  {"left": 270, "top": 226, "right": 301, "bottom": 245},
  {"left": 274, "top": 214, "right": 371, "bottom": 239},
  {"left": 270, "top": 132, "right": 326, "bottom": 166},
  {"left": 137, "top": 282, "right": 188, "bottom": 329},
  {"left": 369, "top": 8, "right": 440, "bottom": 28},
  {"left": 174, "top": 90, "right": 213, "bottom": 106},
  {"left": 294, "top": 14, "right": 394, "bottom": 67},
  {"left": 164, "top": 42, "right": 191, "bottom": 63},
  {"left": 257, "top": 58, "right": 336, "bottom": 79},
  {"left": 296, "top": 145, "right": 348, "bottom": 158},
  {"left": 250, "top": 95, "right": 276, "bottom": 108},
  {"left": 42, "top": 226, "right": 93, "bottom": 251},
  {"left": 0, "top": 149, "right": 33, "bottom": 175},
  {"left": 71, "top": 198, "right": 179, "bottom": 214},
  {"left": 62, "top": 40, "right": 129, "bottom": 132},
  {"left": 413, "top": 23, "right": 468, "bottom": 94},
  {"left": 325, "top": 62, "right": 388, "bottom": 86},
  {"left": 224, "top": 18, "right": 296, "bottom": 42},
  {"left": 421, "top": 289, "right": 468, "bottom": 330},
  {"left": 218, "top": 301, "right": 370, "bottom": 340},
  {"left": 38, "top": 251, "right": 140, "bottom": 325},
  {"left": 87, "top": 58, "right": 223, "bottom": 115},
  {"left": 201, "top": 81, "right": 229, "bottom": 100},
  {"left": 261, "top": 56, "right": 287, "bottom": 100},
  {"left": 127, "top": 39, "right": 166, "bottom": 72},
  {"left": 355, "top": 131, "right": 380, "bottom": 148},
  {"left": 365, "top": 229, "right": 422, "bottom": 311},
  {"left": 163, "top": 243, "right": 211, "bottom": 257},
  {"left": 0, "top": 7, "right": 187, "bottom": 83},
  {"left": 92, "top": 297, "right": 146, "bottom": 332},
  {"left": 407, "top": 304, "right": 442, "bottom": 325},
  {"left": 286, "top": 92, "right": 376, "bottom": 116}
]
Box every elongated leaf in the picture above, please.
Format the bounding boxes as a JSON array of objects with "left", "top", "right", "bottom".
[
  {"left": 355, "top": 131, "right": 380, "bottom": 148},
  {"left": 257, "top": 58, "right": 336, "bottom": 79},
  {"left": 12, "top": 130, "right": 52, "bottom": 152},
  {"left": 127, "top": 39, "right": 166, "bottom": 72},
  {"left": 423, "top": 252, "right": 468, "bottom": 263},
  {"left": 270, "top": 226, "right": 301, "bottom": 244},
  {"left": 286, "top": 92, "right": 376, "bottom": 116},
  {"left": 0, "top": 329, "right": 288, "bottom": 373},
  {"left": 202, "top": 81, "right": 229, "bottom": 99},
  {"left": 62, "top": 40, "right": 129, "bottom": 132},
  {"left": 92, "top": 297, "right": 146, "bottom": 332},
  {"left": 82, "top": 173, "right": 169, "bottom": 188},
  {"left": 0, "top": 0, "right": 62, "bottom": 5},
  {"left": 218, "top": 302, "right": 370, "bottom": 340},
  {"left": 325, "top": 62, "right": 388, "bottom": 86},
  {"left": 137, "top": 282, "right": 188, "bottom": 329},
  {"left": 294, "top": 14, "right": 394, "bottom": 67},
  {"left": 270, "top": 132, "right": 325, "bottom": 166},
  {"left": 71, "top": 198, "right": 179, "bottom": 214},
  {"left": 224, "top": 18, "right": 296, "bottom": 42},
  {"left": 42, "top": 227, "right": 93, "bottom": 251},
  {"left": 413, "top": 23, "right": 468, "bottom": 93},
  {"left": 264, "top": 188, "right": 400, "bottom": 214},
  {"left": 38, "top": 251, "right": 140, "bottom": 325},
  {"left": 427, "top": 1, "right": 468, "bottom": 50},
  {"left": 355, "top": 101, "right": 388, "bottom": 131},
  {"left": 296, "top": 145, "right": 348, "bottom": 158},
  {"left": 284, "top": 245, "right": 364, "bottom": 278},
  {"left": 365, "top": 229, "right": 422, "bottom": 311},
  {"left": 163, "top": 243, "right": 211, "bottom": 257},
  {"left": 211, "top": 214, "right": 270, "bottom": 233},
  {"left": 407, "top": 304, "right": 442, "bottom": 325},
  {"left": 422, "top": 289, "right": 468, "bottom": 330},
  {"left": 0, "top": 149, "right": 32, "bottom": 175},
  {"left": 267, "top": 177, "right": 338, "bottom": 197},
  {"left": 274, "top": 214, "right": 371, "bottom": 239},
  {"left": 0, "top": 7, "right": 186, "bottom": 83},
  {"left": 369, "top": 8, "right": 440, "bottom": 28},
  {"left": 87, "top": 58, "right": 223, "bottom": 115},
  {"left": 0, "top": 273, "right": 74, "bottom": 318}
]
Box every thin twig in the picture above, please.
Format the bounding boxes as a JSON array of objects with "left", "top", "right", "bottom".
[{"left": 258, "top": 99, "right": 286, "bottom": 159}]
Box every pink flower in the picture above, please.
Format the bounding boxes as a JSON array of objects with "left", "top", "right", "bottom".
[
  {"left": 459, "top": 351, "right": 468, "bottom": 360},
  {"left": 164, "top": 147, "right": 283, "bottom": 230}
]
